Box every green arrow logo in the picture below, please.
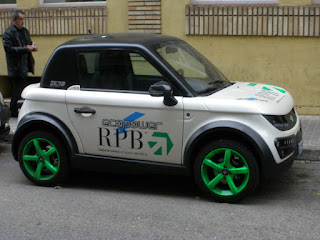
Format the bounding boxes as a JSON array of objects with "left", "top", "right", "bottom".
[
  {"left": 248, "top": 83, "right": 286, "bottom": 93},
  {"left": 148, "top": 132, "right": 173, "bottom": 156}
]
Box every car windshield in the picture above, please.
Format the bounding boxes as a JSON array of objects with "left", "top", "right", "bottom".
[{"left": 154, "top": 40, "right": 231, "bottom": 95}]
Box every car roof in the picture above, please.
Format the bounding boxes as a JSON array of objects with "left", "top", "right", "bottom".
[{"left": 60, "top": 33, "right": 181, "bottom": 48}]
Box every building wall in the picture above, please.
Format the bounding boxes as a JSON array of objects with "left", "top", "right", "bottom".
[{"left": 0, "top": 0, "right": 319, "bottom": 114}]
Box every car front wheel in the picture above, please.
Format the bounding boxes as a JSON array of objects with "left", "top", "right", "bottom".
[
  {"left": 18, "top": 131, "right": 69, "bottom": 186},
  {"left": 194, "top": 139, "right": 260, "bottom": 203}
]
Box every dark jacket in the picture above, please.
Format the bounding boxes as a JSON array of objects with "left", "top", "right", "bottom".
[{"left": 2, "top": 23, "right": 35, "bottom": 79}]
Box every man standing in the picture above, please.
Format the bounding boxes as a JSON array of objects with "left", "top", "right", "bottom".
[{"left": 2, "top": 9, "right": 38, "bottom": 117}]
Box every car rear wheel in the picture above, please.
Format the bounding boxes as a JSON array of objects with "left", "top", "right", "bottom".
[
  {"left": 194, "top": 139, "right": 260, "bottom": 203},
  {"left": 18, "top": 131, "right": 69, "bottom": 186}
]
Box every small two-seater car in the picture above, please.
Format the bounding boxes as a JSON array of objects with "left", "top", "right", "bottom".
[
  {"left": 11, "top": 33, "right": 303, "bottom": 202},
  {"left": 0, "top": 91, "right": 10, "bottom": 142}
]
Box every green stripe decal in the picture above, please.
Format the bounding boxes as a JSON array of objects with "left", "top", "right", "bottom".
[
  {"left": 274, "top": 88, "right": 286, "bottom": 93},
  {"left": 249, "top": 83, "right": 286, "bottom": 93}
]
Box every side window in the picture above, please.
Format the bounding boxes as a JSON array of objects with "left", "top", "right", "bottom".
[
  {"left": 77, "top": 50, "right": 165, "bottom": 92},
  {"left": 77, "top": 52, "right": 96, "bottom": 88},
  {"left": 130, "top": 53, "right": 163, "bottom": 91}
]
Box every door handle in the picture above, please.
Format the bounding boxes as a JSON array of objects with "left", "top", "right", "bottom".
[{"left": 74, "top": 108, "right": 96, "bottom": 114}]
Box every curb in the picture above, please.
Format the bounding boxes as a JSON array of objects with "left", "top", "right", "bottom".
[{"left": 297, "top": 149, "right": 320, "bottom": 161}]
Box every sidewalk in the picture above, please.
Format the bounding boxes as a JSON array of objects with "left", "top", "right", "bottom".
[
  {"left": 297, "top": 115, "right": 320, "bottom": 161},
  {"left": 7, "top": 115, "right": 320, "bottom": 161}
]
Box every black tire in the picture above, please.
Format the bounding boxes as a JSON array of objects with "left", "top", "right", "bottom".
[
  {"left": 17, "top": 131, "right": 69, "bottom": 186},
  {"left": 194, "top": 139, "right": 260, "bottom": 203}
]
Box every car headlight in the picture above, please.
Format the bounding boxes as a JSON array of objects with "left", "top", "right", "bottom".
[
  {"left": 263, "top": 109, "right": 297, "bottom": 131},
  {"left": 0, "top": 92, "right": 4, "bottom": 106}
]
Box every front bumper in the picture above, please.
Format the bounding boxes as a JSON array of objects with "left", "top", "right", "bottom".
[
  {"left": 262, "top": 127, "right": 303, "bottom": 179},
  {"left": 274, "top": 128, "right": 303, "bottom": 160}
]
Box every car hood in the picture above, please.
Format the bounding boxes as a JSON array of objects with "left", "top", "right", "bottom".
[{"left": 202, "top": 82, "right": 294, "bottom": 115}]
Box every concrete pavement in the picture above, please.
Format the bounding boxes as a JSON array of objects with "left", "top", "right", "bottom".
[
  {"left": 297, "top": 115, "right": 320, "bottom": 161},
  {"left": 6, "top": 114, "right": 320, "bottom": 161}
]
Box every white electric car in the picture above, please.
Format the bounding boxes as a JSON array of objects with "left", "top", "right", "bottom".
[{"left": 12, "top": 33, "right": 303, "bottom": 202}]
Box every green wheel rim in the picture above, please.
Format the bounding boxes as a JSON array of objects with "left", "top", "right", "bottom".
[
  {"left": 22, "top": 138, "right": 61, "bottom": 181},
  {"left": 201, "top": 148, "right": 250, "bottom": 197}
]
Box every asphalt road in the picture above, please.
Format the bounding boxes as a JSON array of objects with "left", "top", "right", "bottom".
[{"left": 0, "top": 141, "right": 319, "bottom": 240}]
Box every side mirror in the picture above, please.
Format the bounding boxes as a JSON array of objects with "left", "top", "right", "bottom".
[{"left": 149, "top": 81, "right": 178, "bottom": 106}]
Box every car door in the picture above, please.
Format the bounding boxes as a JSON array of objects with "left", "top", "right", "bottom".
[{"left": 66, "top": 50, "right": 184, "bottom": 165}]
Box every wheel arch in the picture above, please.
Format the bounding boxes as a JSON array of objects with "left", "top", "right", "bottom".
[
  {"left": 184, "top": 121, "right": 276, "bottom": 178},
  {"left": 12, "top": 112, "right": 79, "bottom": 161}
]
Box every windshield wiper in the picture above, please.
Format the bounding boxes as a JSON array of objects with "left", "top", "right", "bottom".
[
  {"left": 198, "top": 82, "right": 232, "bottom": 95},
  {"left": 208, "top": 80, "right": 224, "bottom": 84},
  {"left": 197, "top": 87, "right": 216, "bottom": 94}
]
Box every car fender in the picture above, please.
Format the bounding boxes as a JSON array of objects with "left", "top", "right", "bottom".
[
  {"left": 183, "top": 121, "right": 277, "bottom": 178},
  {"left": 11, "top": 112, "right": 78, "bottom": 161}
]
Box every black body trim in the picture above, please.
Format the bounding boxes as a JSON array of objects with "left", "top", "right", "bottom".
[
  {"left": 183, "top": 121, "right": 291, "bottom": 179},
  {"left": 72, "top": 154, "right": 188, "bottom": 176},
  {"left": 11, "top": 112, "right": 78, "bottom": 160}
]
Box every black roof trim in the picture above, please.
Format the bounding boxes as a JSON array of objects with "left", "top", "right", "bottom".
[{"left": 61, "top": 33, "right": 181, "bottom": 48}]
